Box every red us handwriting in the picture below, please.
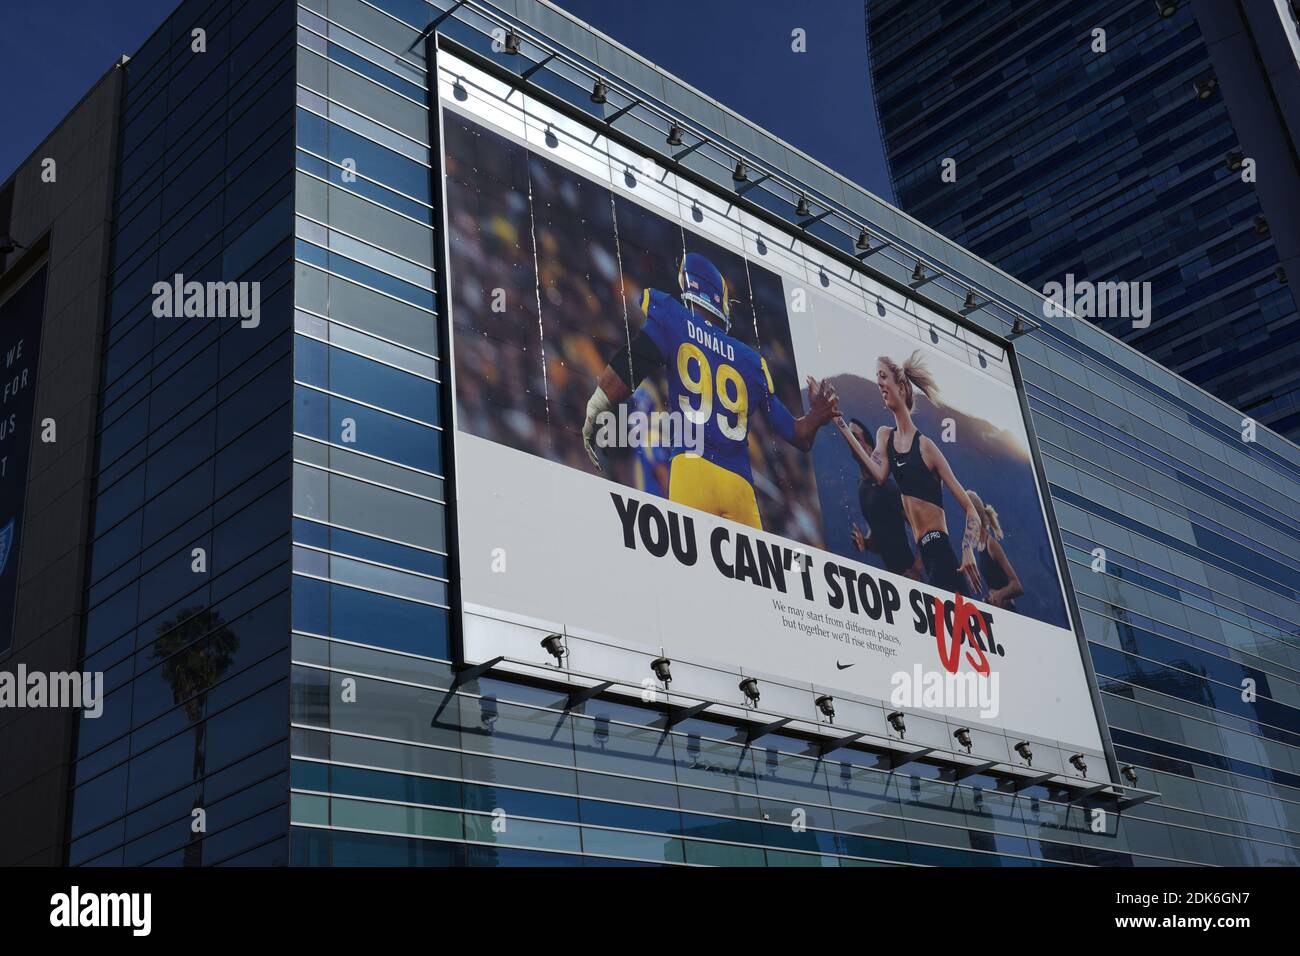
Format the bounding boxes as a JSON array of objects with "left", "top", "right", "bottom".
[{"left": 933, "top": 594, "right": 991, "bottom": 676}]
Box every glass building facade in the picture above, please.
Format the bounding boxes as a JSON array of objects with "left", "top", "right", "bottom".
[
  {"left": 69, "top": 0, "right": 296, "bottom": 866},
  {"left": 62, "top": 0, "right": 1300, "bottom": 867},
  {"left": 867, "top": 0, "right": 1300, "bottom": 438}
]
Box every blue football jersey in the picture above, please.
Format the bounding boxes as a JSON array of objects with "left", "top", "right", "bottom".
[{"left": 637, "top": 288, "right": 797, "bottom": 482}]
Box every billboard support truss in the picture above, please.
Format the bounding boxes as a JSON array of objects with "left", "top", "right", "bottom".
[{"left": 449, "top": 653, "right": 1159, "bottom": 812}]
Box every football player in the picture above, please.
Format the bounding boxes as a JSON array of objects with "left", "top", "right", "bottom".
[{"left": 581, "top": 252, "right": 838, "bottom": 529}]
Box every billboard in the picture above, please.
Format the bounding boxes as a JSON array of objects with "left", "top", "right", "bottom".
[{"left": 436, "top": 50, "right": 1105, "bottom": 761}]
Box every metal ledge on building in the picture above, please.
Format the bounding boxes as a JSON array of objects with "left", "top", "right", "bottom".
[
  {"left": 887, "top": 746, "right": 937, "bottom": 769},
  {"left": 1011, "top": 771, "right": 1056, "bottom": 792},
  {"left": 520, "top": 51, "right": 557, "bottom": 80},
  {"left": 603, "top": 100, "right": 640, "bottom": 124},
  {"left": 450, "top": 655, "right": 504, "bottom": 688},
  {"left": 661, "top": 700, "right": 712, "bottom": 729},
  {"left": 443, "top": 653, "right": 1161, "bottom": 812},
  {"left": 1065, "top": 782, "right": 1111, "bottom": 803},
  {"left": 952, "top": 759, "right": 1000, "bottom": 780},
  {"left": 1118, "top": 791, "right": 1160, "bottom": 811},
  {"left": 735, "top": 717, "right": 793, "bottom": 746},
  {"left": 565, "top": 680, "right": 615, "bottom": 711},
  {"left": 807, "top": 732, "right": 866, "bottom": 758}
]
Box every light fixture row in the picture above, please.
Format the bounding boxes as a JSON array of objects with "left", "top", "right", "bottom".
[
  {"left": 536, "top": 638, "right": 1140, "bottom": 784},
  {"left": 483, "top": 16, "right": 1035, "bottom": 356}
]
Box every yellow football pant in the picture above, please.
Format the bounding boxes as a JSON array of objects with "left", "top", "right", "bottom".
[{"left": 668, "top": 454, "right": 763, "bottom": 530}]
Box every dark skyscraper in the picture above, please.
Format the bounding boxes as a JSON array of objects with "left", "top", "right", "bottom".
[{"left": 867, "top": 0, "right": 1300, "bottom": 437}]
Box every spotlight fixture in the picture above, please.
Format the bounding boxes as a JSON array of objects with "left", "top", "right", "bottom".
[
  {"left": 593, "top": 715, "right": 610, "bottom": 748},
  {"left": 1069, "top": 753, "right": 1088, "bottom": 775},
  {"left": 795, "top": 195, "right": 811, "bottom": 217},
  {"left": 590, "top": 78, "right": 608, "bottom": 105},
  {"left": 540, "top": 633, "right": 566, "bottom": 665},
  {"left": 978, "top": 353, "right": 988, "bottom": 368},
  {"left": 911, "top": 261, "right": 926, "bottom": 283},
  {"left": 503, "top": 29, "right": 521, "bottom": 55},
  {"left": 953, "top": 727, "right": 973, "bottom": 752},
  {"left": 1254, "top": 215, "right": 1270, "bottom": 235},
  {"left": 1192, "top": 75, "right": 1217, "bottom": 100},
  {"left": 666, "top": 122, "right": 684, "bottom": 147},
  {"left": 739, "top": 676, "right": 761, "bottom": 706},
  {"left": 1154, "top": 0, "right": 1177, "bottom": 17},
  {"left": 886, "top": 711, "right": 906, "bottom": 738},
  {"left": 855, "top": 228, "right": 871, "bottom": 252},
  {"left": 929, "top": 326, "right": 940, "bottom": 344},
  {"left": 1225, "top": 150, "right": 1244, "bottom": 171},
  {"left": 815, "top": 694, "right": 835, "bottom": 723},
  {"left": 1010, "top": 315, "right": 1026, "bottom": 338},
  {"left": 480, "top": 697, "right": 499, "bottom": 728},
  {"left": 1014, "top": 740, "right": 1033, "bottom": 765},
  {"left": 1121, "top": 764, "right": 1139, "bottom": 786},
  {"left": 964, "top": 288, "right": 979, "bottom": 310},
  {"left": 732, "top": 159, "right": 749, "bottom": 184},
  {"left": 650, "top": 656, "right": 672, "bottom": 686}
]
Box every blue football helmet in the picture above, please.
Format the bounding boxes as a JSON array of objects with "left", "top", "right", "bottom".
[{"left": 678, "top": 252, "right": 730, "bottom": 331}]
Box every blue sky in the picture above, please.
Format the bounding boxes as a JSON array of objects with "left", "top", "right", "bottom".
[
  {"left": 0, "top": 0, "right": 179, "bottom": 180},
  {"left": 553, "top": 0, "right": 892, "bottom": 200},
  {"left": 0, "top": 0, "right": 892, "bottom": 200}
]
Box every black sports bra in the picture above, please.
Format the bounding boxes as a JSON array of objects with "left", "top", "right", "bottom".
[
  {"left": 888, "top": 428, "right": 943, "bottom": 507},
  {"left": 978, "top": 547, "right": 1008, "bottom": 591}
]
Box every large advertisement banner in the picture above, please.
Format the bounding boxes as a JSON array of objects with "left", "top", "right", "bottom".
[
  {"left": 0, "top": 263, "right": 46, "bottom": 655},
  {"left": 437, "top": 52, "right": 1104, "bottom": 758}
]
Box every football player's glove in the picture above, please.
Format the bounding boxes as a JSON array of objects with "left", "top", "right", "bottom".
[{"left": 582, "top": 385, "right": 612, "bottom": 471}]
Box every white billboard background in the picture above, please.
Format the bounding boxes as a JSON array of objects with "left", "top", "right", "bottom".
[{"left": 436, "top": 50, "right": 1107, "bottom": 771}]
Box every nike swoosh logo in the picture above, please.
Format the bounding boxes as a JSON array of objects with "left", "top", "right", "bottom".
[{"left": 836, "top": 662, "right": 854, "bottom": 670}]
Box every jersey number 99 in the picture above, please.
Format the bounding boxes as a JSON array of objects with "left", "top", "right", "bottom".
[{"left": 676, "top": 342, "right": 748, "bottom": 441}]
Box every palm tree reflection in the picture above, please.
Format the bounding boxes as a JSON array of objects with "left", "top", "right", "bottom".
[{"left": 152, "top": 605, "right": 239, "bottom": 865}]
